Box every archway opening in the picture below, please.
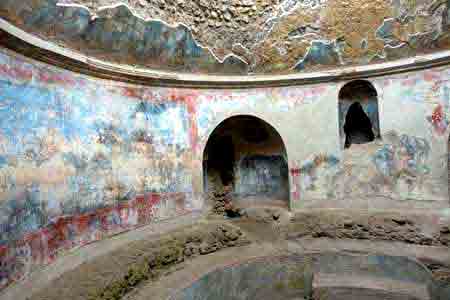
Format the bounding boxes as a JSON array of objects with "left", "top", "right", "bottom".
[
  {"left": 203, "top": 115, "right": 289, "bottom": 209},
  {"left": 339, "top": 80, "right": 380, "bottom": 149}
]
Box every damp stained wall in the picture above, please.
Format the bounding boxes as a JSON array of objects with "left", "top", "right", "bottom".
[{"left": 0, "top": 46, "right": 449, "bottom": 290}]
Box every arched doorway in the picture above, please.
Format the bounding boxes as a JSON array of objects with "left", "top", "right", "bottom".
[
  {"left": 338, "top": 80, "right": 380, "bottom": 149},
  {"left": 203, "top": 115, "right": 289, "bottom": 208}
]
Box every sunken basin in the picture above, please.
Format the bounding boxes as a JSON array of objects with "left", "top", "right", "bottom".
[{"left": 172, "top": 253, "right": 435, "bottom": 300}]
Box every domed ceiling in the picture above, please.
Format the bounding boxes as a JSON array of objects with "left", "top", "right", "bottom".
[{"left": 0, "top": 0, "right": 449, "bottom": 75}]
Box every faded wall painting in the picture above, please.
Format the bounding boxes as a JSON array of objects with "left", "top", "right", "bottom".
[
  {"left": 294, "top": 69, "right": 450, "bottom": 205},
  {"left": 236, "top": 155, "right": 289, "bottom": 200},
  {"left": 1, "top": 46, "right": 450, "bottom": 291},
  {"left": 0, "top": 50, "right": 194, "bottom": 290},
  {"left": 294, "top": 133, "right": 444, "bottom": 203}
]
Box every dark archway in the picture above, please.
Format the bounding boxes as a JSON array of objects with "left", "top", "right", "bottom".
[
  {"left": 339, "top": 80, "right": 380, "bottom": 149},
  {"left": 203, "top": 115, "right": 289, "bottom": 207}
]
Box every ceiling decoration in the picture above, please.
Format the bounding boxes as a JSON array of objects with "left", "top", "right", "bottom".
[{"left": 0, "top": 0, "right": 449, "bottom": 75}]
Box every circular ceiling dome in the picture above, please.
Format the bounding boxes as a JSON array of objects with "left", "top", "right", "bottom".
[{"left": 0, "top": 0, "right": 450, "bottom": 79}]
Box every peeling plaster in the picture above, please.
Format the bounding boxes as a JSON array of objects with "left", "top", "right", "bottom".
[
  {"left": 0, "top": 1, "right": 248, "bottom": 75},
  {"left": 1, "top": 0, "right": 450, "bottom": 74}
]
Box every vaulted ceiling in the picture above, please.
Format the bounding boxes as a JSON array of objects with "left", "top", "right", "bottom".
[{"left": 0, "top": 0, "right": 449, "bottom": 75}]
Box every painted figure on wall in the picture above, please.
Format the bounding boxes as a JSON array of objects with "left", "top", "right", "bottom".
[
  {"left": 0, "top": 54, "right": 195, "bottom": 289},
  {"left": 372, "top": 133, "right": 431, "bottom": 195},
  {"left": 296, "top": 132, "right": 434, "bottom": 202},
  {"left": 236, "top": 155, "right": 289, "bottom": 199},
  {"left": 427, "top": 104, "right": 449, "bottom": 136},
  {"left": 297, "top": 154, "right": 340, "bottom": 200}
]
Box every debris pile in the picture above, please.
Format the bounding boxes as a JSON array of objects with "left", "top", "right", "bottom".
[{"left": 209, "top": 185, "right": 242, "bottom": 218}]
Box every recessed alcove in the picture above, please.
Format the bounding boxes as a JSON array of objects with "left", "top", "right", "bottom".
[
  {"left": 338, "top": 80, "right": 380, "bottom": 149},
  {"left": 203, "top": 115, "right": 289, "bottom": 208}
]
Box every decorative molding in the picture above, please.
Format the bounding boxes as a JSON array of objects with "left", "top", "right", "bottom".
[{"left": 1, "top": 18, "right": 450, "bottom": 88}]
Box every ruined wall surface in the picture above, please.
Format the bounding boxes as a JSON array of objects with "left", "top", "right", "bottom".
[
  {"left": 235, "top": 155, "right": 289, "bottom": 200},
  {"left": 293, "top": 70, "right": 450, "bottom": 208},
  {"left": 0, "top": 46, "right": 449, "bottom": 290},
  {"left": 0, "top": 48, "right": 201, "bottom": 290},
  {"left": 194, "top": 70, "right": 450, "bottom": 210},
  {"left": 1, "top": 0, "right": 450, "bottom": 74}
]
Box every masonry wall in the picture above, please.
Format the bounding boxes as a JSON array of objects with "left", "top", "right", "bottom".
[{"left": 0, "top": 47, "right": 449, "bottom": 290}]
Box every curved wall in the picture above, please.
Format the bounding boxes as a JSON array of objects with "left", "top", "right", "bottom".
[
  {"left": 0, "top": 46, "right": 449, "bottom": 290},
  {"left": 0, "top": 48, "right": 202, "bottom": 290}
]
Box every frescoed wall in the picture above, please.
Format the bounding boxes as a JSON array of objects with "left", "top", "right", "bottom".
[
  {"left": 0, "top": 49, "right": 197, "bottom": 290},
  {"left": 236, "top": 155, "right": 289, "bottom": 200},
  {"left": 294, "top": 70, "right": 450, "bottom": 207},
  {"left": 0, "top": 46, "right": 450, "bottom": 291}
]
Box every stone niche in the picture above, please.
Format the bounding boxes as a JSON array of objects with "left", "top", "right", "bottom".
[
  {"left": 338, "top": 80, "right": 380, "bottom": 149},
  {"left": 203, "top": 115, "right": 289, "bottom": 207}
]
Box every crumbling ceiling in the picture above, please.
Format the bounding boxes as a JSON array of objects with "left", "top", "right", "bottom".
[{"left": 0, "top": 0, "right": 449, "bottom": 75}]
